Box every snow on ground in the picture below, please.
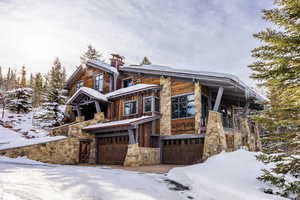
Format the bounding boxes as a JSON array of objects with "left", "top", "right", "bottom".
[
  {"left": 0, "top": 110, "right": 65, "bottom": 150},
  {"left": 168, "top": 150, "right": 286, "bottom": 200},
  {"left": 0, "top": 157, "right": 183, "bottom": 200},
  {"left": 0, "top": 150, "right": 288, "bottom": 200}
]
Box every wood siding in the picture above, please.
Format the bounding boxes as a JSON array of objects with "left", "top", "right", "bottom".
[{"left": 68, "top": 66, "right": 113, "bottom": 96}]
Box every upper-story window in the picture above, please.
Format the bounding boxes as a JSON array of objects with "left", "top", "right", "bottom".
[
  {"left": 95, "top": 74, "right": 104, "bottom": 91},
  {"left": 122, "top": 78, "right": 133, "bottom": 88},
  {"left": 171, "top": 93, "right": 195, "bottom": 119},
  {"left": 76, "top": 80, "right": 84, "bottom": 90},
  {"left": 144, "top": 96, "right": 160, "bottom": 113},
  {"left": 124, "top": 100, "right": 137, "bottom": 116}
]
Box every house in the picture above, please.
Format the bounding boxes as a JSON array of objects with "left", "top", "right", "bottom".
[{"left": 51, "top": 54, "right": 263, "bottom": 166}]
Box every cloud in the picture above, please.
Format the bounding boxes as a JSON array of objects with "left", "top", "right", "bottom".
[{"left": 0, "top": 0, "right": 273, "bottom": 85}]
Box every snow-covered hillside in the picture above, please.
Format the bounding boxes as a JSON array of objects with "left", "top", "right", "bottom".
[
  {"left": 0, "top": 151, "right": 287, "bottom": 200},
  {"left": 0, "top": 110, "right": 65, "bottom": 150}
]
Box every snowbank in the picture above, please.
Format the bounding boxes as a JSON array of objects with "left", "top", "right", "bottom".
[{"left": 168, "top": 150, "right": 286, "bottom": 200}]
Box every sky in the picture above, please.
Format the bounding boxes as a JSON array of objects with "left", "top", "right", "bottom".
[{"left": 0, "top": 0, "right": 273, "bottom": 86}]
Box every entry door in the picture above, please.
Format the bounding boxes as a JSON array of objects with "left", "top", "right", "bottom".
[{"left": 79, "top": 141, "right": 91, "bottom": 163}]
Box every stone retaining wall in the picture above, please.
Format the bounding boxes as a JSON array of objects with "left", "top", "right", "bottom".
[{"left": 0, "top": 138, "right": 79, "bottom": 164}]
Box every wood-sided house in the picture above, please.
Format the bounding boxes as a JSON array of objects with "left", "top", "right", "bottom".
[{"left": 51, "top": 54, "right": 264, "bottom": 166}]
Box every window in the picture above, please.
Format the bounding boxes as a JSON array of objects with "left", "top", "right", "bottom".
[
  {"left": 76, "top": 80, "right": 84, "bottom": 90},
  {"left": 143, "top": 96, "right": 160, "bottom": 113},
  {"left": 171, "top": 93, "right": 195, "bottom": 119},
  {"left": 124, "top": 100, "right": 137, "bottom": 116},
  {"left": 95, "top": 74, "right": 104, "bottom": 91},
  {"left": 122, "top": 78, "right": 133, "bottom": 88}
]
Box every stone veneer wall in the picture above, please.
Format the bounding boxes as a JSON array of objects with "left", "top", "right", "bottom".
[
  {"left": 0, "top": 138, "right": 79, "bottom": 164},
  {"left": 160, "top": 76, "right": 171, "bottom": 136},
  {"left": 67, "top": 112, "right": 105, "bottom": 164},
  {"left": 224, "top": 129, "right": 243, "bottom": 152},
  {"left": 203, "top": 111, "right": 227, "bottom": 160},
  {"left": 194, "top": 82, "right": 202, "bottom": 134},
  {"left": 124, "top": 144, "right": 160, "bottom": 167}
]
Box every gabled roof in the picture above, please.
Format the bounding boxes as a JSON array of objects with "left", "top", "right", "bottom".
[
  {"left": 121, "top": 65, "right": 266, "bottom": 101},
  {"left": 65, "top": 60, "right": 119, "bottom": 89},
  {"left": 66, "top": 84, "right": 160, "bottom": 105},
  {"left": 106, "top": 84, "right": 160, "bottom": 99},
  {"left": 83, "top": 115, "right": 160, "bottom": 131},
  {"left": 66, "top": 87, "right": 108, "bottom": 105}
]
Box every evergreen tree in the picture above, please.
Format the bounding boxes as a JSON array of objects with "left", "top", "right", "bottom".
[
  {"left": 34, "top": 58, "right": 67, "bottom": 128},
  {"left": 32, "top": 73, "right": 44, "bottom": 108},
  {"left": 29, "top": 73, "right": 34, "bottom": 88},
  {"left": 20, "top": 66, "right": 26, "bottom": 88},
  {"left": 80, "top": 45, "right": 102, "bottom": 62},
  {"left": 249, "top": 0, "right": 300, "bottom": 198},
  {"left": 140, "top": 56, "right": 151, "bottom": 65},
  {"left": 5, "top": 88, "right": 32, "bottom": 114}
]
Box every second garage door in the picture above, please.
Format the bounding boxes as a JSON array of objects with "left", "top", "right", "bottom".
[
  {"left": 162, "top": 138, "right": 204, "bottom": 165},
  {"left": 97, "top": 135, "right": 129, "bottom": 165}
]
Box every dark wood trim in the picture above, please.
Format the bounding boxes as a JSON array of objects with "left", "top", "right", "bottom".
[
  {"left": 89, "top": 125, "right": 136, "bottom": 133},
  {"left": 96, "top": 132, "right": 129, "bottom": 138},
  {"left": 161, "top": 134, "right": 205, "bottom": 140}
]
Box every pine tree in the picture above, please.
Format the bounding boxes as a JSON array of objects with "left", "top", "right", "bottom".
[
  {"left": 34, "top": 58, "right": 67, "bottom": 128},
  {"left": 29, "top": 73, "right": 34, "bottom": 88},
  {"left": 80, "top": 45, "right": 102, "bottom": 62},
  {"left": 20, "top": 66, "right": 26, "bottom": 88},
  {"left": 5, "top": 67, "right": 11, "bottom": 91},
  {"left": 32, "top": 73, "right": 44, "bottom": 108},
  {"left": 249, "top": 0, "right": 300, "bottom": 198},
  {"left": 5, "top": 88, "right": 33, "bottom": 114},
  {"left": 140, "top": 56, "right": 151, "bottom": 65}
]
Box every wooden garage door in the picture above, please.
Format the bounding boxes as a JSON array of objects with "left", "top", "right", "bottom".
[
  {"left": 162, "top": 138, "right": 204, "bottom": 165},
  {"left": 97, "top": 135, "right": 129, "bottom": 165}
]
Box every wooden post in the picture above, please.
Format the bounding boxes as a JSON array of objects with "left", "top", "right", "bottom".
[
  {"left": 128, "top": 129, "right": 136, "bottom": 144},
  {"left": 243, "top": 101, "right": 250, "bottom": 117},
  {"left": 213, "top": 87, "right": 224, "bottom": 111},
  {"left": 76, "top": 105, "right": 81, "bottom": 116},
  {"left": 95, "top": 101, "right": 101, "bottom": 113}
]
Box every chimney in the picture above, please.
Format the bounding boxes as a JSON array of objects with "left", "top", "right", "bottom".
[{"left": 110, "top": 54, "right": 125, "bottom": 69}]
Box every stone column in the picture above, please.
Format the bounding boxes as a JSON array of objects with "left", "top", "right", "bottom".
[
  {"left": 233, "top": 132, "right": 242, "bottom": 150},
  {"left": 254, "top": 124, "right": 262, "bottom": 151},
  {"left": 240, "top": 117, "right": 256, "bottom": 151},
  {"left": 124, "top": 143, "right": 141, "bottom": 167},
  {"left": 203, "top": 111, "right": 227, "bottom": 160},
  {"left": 160, "top": 76, "right": 171, "bottom": 136},
  {"left": 194, "top": 81, "right": 202, "bottom": 134}
]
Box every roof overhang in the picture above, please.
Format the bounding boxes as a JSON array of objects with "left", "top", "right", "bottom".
[
  {"left": 120, "top": 66, "right": 266, "bottom": 102},
  {"left": 66, "top": 87, "right": 109, "bottom": 106},
  {"left": 83, "top": 115, "right": 160, "bottom": 133}
]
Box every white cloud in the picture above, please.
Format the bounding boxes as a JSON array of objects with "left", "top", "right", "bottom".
[{"left": 0, "top": 0, "right": 273, "bottom": 85}]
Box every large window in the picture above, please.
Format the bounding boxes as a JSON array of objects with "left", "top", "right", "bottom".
[
  {"left": 95, "top": 74, "right": 104, "bottom": 91},
  {"left": 124, "top": 100, "right": 137, "bottom": 116},
  {"left": 122, "top": 78, "right": 133, "bottom": 88},
  {"left": 172, "top": 93, "right": 195, "bottom": 119},
  {"left": 76, "top": 80, "right": 84, "bottom": 90},
  {"left": 144, "top": 96, "right": 160, "bottom": 113}
]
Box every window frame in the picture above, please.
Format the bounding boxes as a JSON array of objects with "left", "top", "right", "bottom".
[
  {"left": 122, "top": 77, "right": 133, "bottom": 88},
  {"left": 123, "top": 100, "right": 138, "bottom": 116},
  {"left": 94, "top": 73, "right": 104, "bottom": 92},
  {"left": 143, "top": 96, "right": 160, "bottom": 113},
  {"left": 76, "top": 80, "right": 84, "bottom": 90},
  {"left": 171, "top": 92, "right": 195, "bottom": 120}
]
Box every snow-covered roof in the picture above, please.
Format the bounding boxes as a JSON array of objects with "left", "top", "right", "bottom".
[
  {"left": 87, "top": 60, "right": 119, "bottom": 75},
  {"left": 66, "top": 87, "right": 108, "bottom": 105},
  {"left": 83, "top": 115, "right": 158, "bottom": 131},
  {"left": 121, "top": 65, "right": 266, "bottom": 101},
  {"left": 106, "top": 84, "right": 160, "bottom": 99},
  {"left": 65, "top": 65, "right": 84, "bottom": 88}
]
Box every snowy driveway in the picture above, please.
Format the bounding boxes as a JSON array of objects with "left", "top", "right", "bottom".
[{"left": 0, "top": 159, "right": 185, "bottom": 200}]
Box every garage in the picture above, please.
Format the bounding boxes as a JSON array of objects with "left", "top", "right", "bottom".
[
  {"left": 97, "top": 135, "right": 129, "bottom": 165},
  {"left": 162, "top": 137, "right": 204, "bottom": 165}
]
